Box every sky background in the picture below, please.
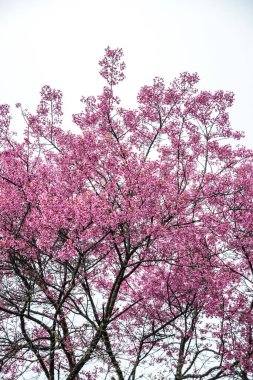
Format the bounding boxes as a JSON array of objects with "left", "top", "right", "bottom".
[{"left": 0, "top": 0, "right": 252, "bottom": 147}]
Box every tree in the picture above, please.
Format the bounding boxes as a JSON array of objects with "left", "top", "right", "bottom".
[{"left": 0, "top": 47, "right": 252, "bottom": 380}]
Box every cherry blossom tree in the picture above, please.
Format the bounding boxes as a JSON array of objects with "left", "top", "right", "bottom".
[{"left": 0, "top": 47, "right": 252, "bottom": 380}]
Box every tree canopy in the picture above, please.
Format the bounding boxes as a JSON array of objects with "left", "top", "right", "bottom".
[{"left": 0, "top": 47, "right": 252, "bottom": 380}]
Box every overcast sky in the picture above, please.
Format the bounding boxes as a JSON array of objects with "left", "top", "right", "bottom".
[{"left": 0, "top": 0, "right": 252, "bottom": 146}]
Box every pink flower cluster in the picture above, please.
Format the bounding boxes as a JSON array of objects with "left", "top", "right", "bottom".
[{"left": 0, "top": 47, "right": 252, "bottom": 380}]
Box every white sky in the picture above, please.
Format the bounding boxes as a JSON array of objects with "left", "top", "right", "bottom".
[{"left": 0, "top": 0, "right": 253, "bottom": 146}]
